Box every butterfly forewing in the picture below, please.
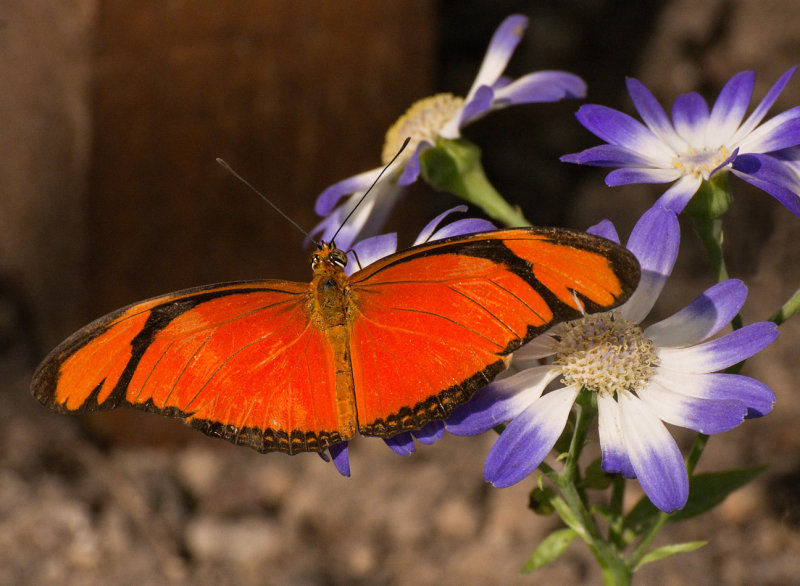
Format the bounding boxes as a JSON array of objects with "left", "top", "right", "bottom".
[{"left": 346, "top": 228, "right": 640, "bottom": 436}]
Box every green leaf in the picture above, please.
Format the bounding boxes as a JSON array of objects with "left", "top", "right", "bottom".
[
  {"left": 670, "top": 466, "right": 767, "bottom": 522},
  {"left": 634, "top": 541, "right": 707, "bottom": 570},
  {"left": 583, "top": 458, "right": 613, "bottom": 490},
  {"left": 624, "top": 465, "right": 766, "bottom": 532},
  {"left": 521, "top": 528, "right": 578, "bottom": 574}
]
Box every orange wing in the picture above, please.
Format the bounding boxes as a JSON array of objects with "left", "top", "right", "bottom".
[
  {"left": 32, "top": 227, "right": 639, "bottom": 455},
  {"left": 347, "top": 228, "right": 640, "bottom": 437},
  {"left": 31, "top": 281, "right": 351, "bottom": 454}
]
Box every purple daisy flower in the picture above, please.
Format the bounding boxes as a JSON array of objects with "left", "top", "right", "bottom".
[
  {"left": 446, "top": 205, "right": 778, "bottom": 512},
  {"left": 561, "top": 68, "right": 800, "bottom": 217},
  {"left": 312, "top": 14, "right": 586, "bottom": 250},
  {"left": 325, "top": 206, "right": 495, "bottom": 476}
]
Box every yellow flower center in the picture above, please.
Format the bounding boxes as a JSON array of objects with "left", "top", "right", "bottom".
[
  {"left": 672, "top": 145, "right": 730, "bottom": 179},
  {"left": 550, "top": 312, "right": 658, "bottom": 397},
  {"left": 382, "top": 93, "right": 465, "bottom": 165}
]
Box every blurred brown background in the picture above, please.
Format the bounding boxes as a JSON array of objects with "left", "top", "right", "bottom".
[{"left": 2, "top": 1, "right": 800, "bottom": 584}]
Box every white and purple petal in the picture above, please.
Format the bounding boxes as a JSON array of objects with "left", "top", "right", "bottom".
[
  {"left": 732, "top": 153, "right": 800, "bottom": 217},
  {"left": 617, "top": 391, "right": 688, "bottom": 512},
  {"left": 736, "top": 106, "right": 800, "bottom": 153},
  {"left": 638, "top": 380, "right": 747, "bottom": 434},
  {"left": 447, "top": 84, "right": 495, "bottom": 134},
  {"left": 560, "top": 144, "right": 658, "bottom": 168},
  {"left": 597, "top": 394, "right": 635, "bottom": 477},
  {"left": 314, "top": 167, "right": 384, "bottom": 216},
  {"left": 573, "top": 105, "right": 673, "bottom": 158},
  {"left": 617, "top": 206, "right": 680, "bottom": 323},
  {"left": 644, "top": 279, "right": 747, "bottom": 347},
  {"left": 707, "top": 71, "right": 755, "bottom": 140},
  {"left": 465, "top": 14, "right": 529, "bottom": 104},
  {"left": 731, "top": 66, "right": 798, "bottom": 144},
  {"left": 657, "top": 321, "right": 778, "bottom": 373},
  {"left": 652, "top": 174, "right": 704, "bottom": 214},
  {"left": 650, "top": 370, "right": 776, "bottom": 418},
  {"left": 484, "top": 384, "right": 581, "bottom": 488},
  {"left": 626, "top": 77, "right": 685, "bottom": 151},
  {"left": 671, "top": 92, "right": 711, "bottom": 147},
  {"left": 604, "top": 167, "right": 682, "bottom": 186},
  {"left": 447, "top": 366, "right": 561, "bottom": 436},
  {"left": 492, "top": 70, "right": 587, "bottom": 106}
]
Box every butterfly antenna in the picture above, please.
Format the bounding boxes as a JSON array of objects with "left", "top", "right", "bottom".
[
  {"left": 330, "top": 136, "right": 411, "bottom": 244},
  {"left": 216, "top": 158, "right": 315, "bottom": 244}
]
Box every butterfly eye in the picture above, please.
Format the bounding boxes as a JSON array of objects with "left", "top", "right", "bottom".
[
  {"left": 330, "top": 249, "right": 348, "bottom": 269},
  {"left": 311, "top": 254, "right": 321, "bottom": 268}
]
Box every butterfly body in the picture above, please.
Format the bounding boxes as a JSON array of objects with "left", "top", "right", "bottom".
[{"left": 32, "top": 228, "right": 640, "bottom": 455}]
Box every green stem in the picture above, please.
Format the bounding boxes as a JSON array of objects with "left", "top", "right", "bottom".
[
  {"left": 685, "top": 175, "right": 743, "bottom": 330},
  {"left": 549, "top": 392, "right": 633, "bottom": 585},
  {"left": 769, "top": 286, "right": 800, "bottom": 326}
]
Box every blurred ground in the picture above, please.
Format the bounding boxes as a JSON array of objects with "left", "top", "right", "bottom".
[{"left": 3, "top": 1, "right": 800, "bottom": 585}]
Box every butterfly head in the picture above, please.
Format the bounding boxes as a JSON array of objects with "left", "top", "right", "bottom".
[{"left": 311, "top": 241, "right": 348, "bottom": 272}]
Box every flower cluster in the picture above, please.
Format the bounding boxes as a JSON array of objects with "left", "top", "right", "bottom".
[{"left": 312, "top": 13, "right": 792, "bottom": 524}]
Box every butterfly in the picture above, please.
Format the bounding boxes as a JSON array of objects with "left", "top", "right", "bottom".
[{"left": 32, "top": 228, "right": 640, "bottom": 455}]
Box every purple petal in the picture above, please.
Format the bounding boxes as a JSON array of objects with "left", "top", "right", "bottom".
[
  {"left": 732, "top": 153, "right": 800, "bottom": 217},
  {"left": 708, "top": 71, "right": 755, "bottom": 139},
  {"left": 414, "top": 205, "right": 469, "bottom": 243},
  {"left": 644, "top": 280, "right": 747, "bottom": 347},
  {"left": 428, "top": 218, "right": 495, "bottom": 241},
  {"left": 651, "top": 371, "right": 776, "bottom": 418},
  {"left": 639, "top": 380, "right": 747, "bottom": 434},
  {"left": 671, "top": 92, "right": 710, "bottom": 147},
  {"left": 560, "top": 144, "right": 658, "bottom": 167},
  {"left": 574, "top": 105, "right": 672, "bottom": 158},
  {"left": 447, "top": 366, "right": 560, "bottom": 436},
  {"left": 466, "top": 14, "right": 529, "bottom": 101},
  {"left": 653, "top": 174, "right": 703, "bottom": 214},
  {"left": 329, "top": 442, "right": 351, "bottom": 477},
  {"left": 316, "top": 181, "right": 406, "bottom": 251},
  {"left": 484, "top": 385, "right": 580, "bottom": 488},
  {"left": 598, "top": 394, "right": 635, "bottom": 477},
  {"left": 617, "top": 206, "right": 680, "bottom": 323},
  {"left": 492, "top": 71, "right": 587, "bottom": 105},
  {"left": 618, "top": 391, "right": 688, "bottom": 513},
  {"left": 347, "top": 232, "right": 397, "bottom": 273},
  {"left": 586, "top": 219, "right": 620, "bottom": 243},
  {"left": 605, "top": 167, "right": 682, "bottom": 186},
  {"left": 456, "top": 85, "right": 495, "bottom": 130},
  {"left": 658, "top": 321, "right": 779, "bottom": 373},
  {"left": 384, "top": 433, "right": 416, "bottom": 456},
  {"left": 733, "top": 67, "right": 798, "bottom": 143},
  {"left": 738, "top": 107, "right": 800, "bottom": 153},
  {"left": 397, "top": 142, "right": 428, "bottom": 185},
  {"left": 626, "top": 77, "right": 684, "bottom": 151},
  {"left": 412, "top": 421, "right": 445, "bottom": 445},
  {"left": 314, "top": 167, "right": 383, "bottom": 215}
]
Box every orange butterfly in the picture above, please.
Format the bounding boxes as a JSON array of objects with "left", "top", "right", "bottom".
[{"left": 32, "top": 227, "right": 639, "bottom": 455}]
